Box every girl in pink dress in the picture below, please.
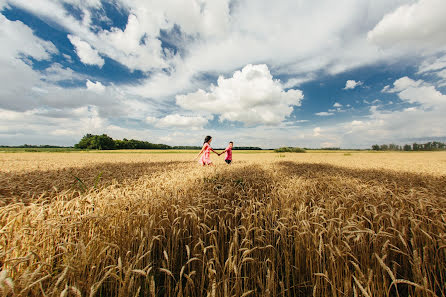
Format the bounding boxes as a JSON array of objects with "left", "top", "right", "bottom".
[{"left": 196, "top": 135, "right": 219, "bottom": 166}]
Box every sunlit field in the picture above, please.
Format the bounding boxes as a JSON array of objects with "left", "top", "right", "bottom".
[{"left": 1, "top": 151, "right": 446, "bottom": 296}]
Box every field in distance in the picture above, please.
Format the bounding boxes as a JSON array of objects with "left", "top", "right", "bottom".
[
  {"left": 1, "top": 151, "right": 445, "bottom": 296},
  {"left": 2, "top": 150, "right": 446, "bottom": 174}
]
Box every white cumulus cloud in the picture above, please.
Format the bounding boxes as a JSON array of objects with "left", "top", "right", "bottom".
[
  {"left": 343, "top": 80, "right": 363, "bottom": 90},
  {"left": 418, "top": 54, "right": 446, "bottom": 73},
  {"left": 315, "top": 112, "right": 334, "bottom": 116},
  {"left": 0, "top": 14, "right": 57, "bottom": 60},
  {"left": 146, "top": 114, "right": 209, "bottom": 130},
  {"left": 41, "top": 63, "right": 86, "bottom": 83},
  {"left": 0, "top": 14, "right": 57, "bottom": 111},
  {"left": 368, "top": 0, "right": 446, "bottom": 52},
  {"left": 96, "top": 14, "right": 167, "bottom": 71},
  {"left": 86, "top": 79, "right": 106, "bottom": 93},
  {"left": 176, "top": 64, "right": 303, "bottom": 126},
  {"left": 383, "top": 76, "right": 446, "bottom": 107},
  {"left": 68, "top": 35, "right": 104, "bottom": 67}
]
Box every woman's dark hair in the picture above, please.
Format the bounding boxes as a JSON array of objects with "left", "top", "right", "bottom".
[{"left": 204, "top": 135, "right": 212, "bottom": 144}]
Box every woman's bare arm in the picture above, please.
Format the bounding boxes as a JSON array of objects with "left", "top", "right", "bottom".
[
  {"left": 195, "top": 144, "right": 206, "bottom": 159},
  {"left": 210, "top": 148, "right": 220, "bottom": 155},
  {"left": 216, "top": 147, "right": 227, "bottom": 156}
]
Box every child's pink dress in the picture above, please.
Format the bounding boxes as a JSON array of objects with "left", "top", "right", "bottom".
[{"left": 199, "top": 143, "right": 212, "bottom": 165}]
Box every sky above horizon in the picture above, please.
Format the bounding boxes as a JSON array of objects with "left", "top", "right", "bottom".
[{"left": 1, "top": 0, "right": 445, "bottom": 148}]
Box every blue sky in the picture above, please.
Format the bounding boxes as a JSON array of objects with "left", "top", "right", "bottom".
[{"left": 1, "top": 0, "right": 445, "bottom": 148}]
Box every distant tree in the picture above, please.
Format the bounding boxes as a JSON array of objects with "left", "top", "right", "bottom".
[
  {"left": 274, "top": 147, "right": 306, "bottom": 153},
  {"left": 74, "top": 134, "right": 94, "bottom": 149},
  {"left": 96, "top": 134, "right": 116, "bottom": 150},
  {"left": 75, "top": 134, "right": 115, "bottom": 150},
  {"left": 232, "top": 147, "right": 262, "bottom": 150},
  {"left": 372, "top": 142, "right": 446, "bottom": 152},
  {"left": 172, "top": 146, "right": 202, "bottom": 150},
  {"left": 112, "top": 138, "right": 171, "bottom": 149},
  {"left": 437, "top": 141, "right": 446, "bottom": 150},
  {"left": 114, "top": 139, "right": 126, "bottom": 149}
]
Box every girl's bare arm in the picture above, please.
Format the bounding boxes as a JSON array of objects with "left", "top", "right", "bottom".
[
  {"left": 216, "top": 148, "right": 227, "bottom": 156},
  {"left": 195, "top": 145, "right": 206, "bottom": 159}
]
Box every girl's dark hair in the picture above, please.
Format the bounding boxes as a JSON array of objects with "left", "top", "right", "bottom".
[{"left": 204, "top": 135, "right": 212, "bottom": 144}]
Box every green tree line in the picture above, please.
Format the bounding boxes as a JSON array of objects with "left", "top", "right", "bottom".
[
  {"left": 74, "top": 134, "right": 262, "bottom": 150},
  {"left": 0, "top": 144, "right": 70, "bottom": 148},
  {"left": 371, "top": 141, "right": 446, "bottom": 151},
  {"left": 74, "top": 134, "right": 170, "bottom": 150},
  {"left": 274, "top": 147, "right": 306, "bottom": 153}
]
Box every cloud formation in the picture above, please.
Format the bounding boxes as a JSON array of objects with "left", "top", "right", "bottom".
[
  {"left": 1, "top": 0, "right": 446, "bottom": 148},
  {"left": 176, "top": 64, "right": 303, "bottom": 125},
  {"left": 315, "top": 112, "right": 334, "bottom": 116},
  {"left": 6, "top": 0, "right": 414, "bottom": 81},
  {"left": 68, "top": 35, "right": 104, "bottom": 67},
  {"left": 86, "top": 80, "right": 105, "bottom": 93},
  {"left": 368, "top": 0, "right": 446, "bottom": 52},
  {"left": 343, "top": 80, "right": 363, "bottom": 90},
  {"left": 0, "top": 14, "right": 57, "bottom": 111},
  {"left": 146, "top": 114, "right": 209, "bottom": 130},
  {"left": 383, "top": 76, "right": 446, "bottom": 107}
]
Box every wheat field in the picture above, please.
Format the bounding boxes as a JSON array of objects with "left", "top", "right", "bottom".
[{"left": 1, "top": 151, "right": 445, "bottom": 296}]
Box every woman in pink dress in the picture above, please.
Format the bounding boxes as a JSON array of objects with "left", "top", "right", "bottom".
[{"left": 195, "top": 135, "right": 219, "bottom": 166}]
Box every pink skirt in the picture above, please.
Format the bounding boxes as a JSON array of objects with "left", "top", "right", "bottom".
[{"left": 199, "top": 154, "right": 212, "bottom": 165}]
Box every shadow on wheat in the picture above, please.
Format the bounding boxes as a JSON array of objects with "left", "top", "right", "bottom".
[{"left": 0, "top": 160, "right": 445, "bottom": 296}]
